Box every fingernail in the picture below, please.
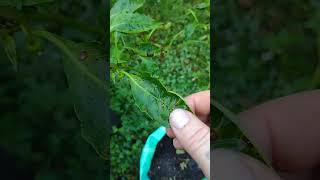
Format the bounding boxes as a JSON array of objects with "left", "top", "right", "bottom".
[{"left": 169, "top": 109, "right": 190, "bottom": 129}]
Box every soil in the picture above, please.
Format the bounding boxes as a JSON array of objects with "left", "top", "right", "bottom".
[{"left": 148, "top": 135, "right": 205, "bottom": 179}]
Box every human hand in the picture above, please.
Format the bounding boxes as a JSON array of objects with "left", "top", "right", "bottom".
[
  {"left": 166, "top": 90, "right": 320, "bottom": 180},
  {"left": 166, "top": 90, "right": 210, "bottom": 179},
  {"left": 213, "top": 89, "right": 320, "bottom": 180}
]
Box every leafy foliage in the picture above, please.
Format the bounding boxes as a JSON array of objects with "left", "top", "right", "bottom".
[
  {"left": 110, "top": 0, "right": 193, "bottom": 128},
  {"left": 35, "top": 27, "right": 109, "bottom": 161},
  {"left": 49, "top": 37, "right": 109, "bottom": 160},
  {"left": 110, "top": 0, "right": 209, "bottom": 178},
  {"left": 0, "top": 0, "right": 108, "bottom": 179},
  {"left": 1, "top": 2, "right": 108, "bottom": 161}
]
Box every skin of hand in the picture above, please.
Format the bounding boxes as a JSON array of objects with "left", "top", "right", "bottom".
[
  {"left": 237, "top": 89, "right": 320, "bottom": 180},
  {"left": 168, "top": 90, "right": 320, "bottom": 180},
  {"left": 167, "top": 90, "right": 210, "bottom": 179}
]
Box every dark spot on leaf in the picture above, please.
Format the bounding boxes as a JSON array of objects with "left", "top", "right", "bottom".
[{"left": 79, "top": 51, "right": 88, "bottom": 61}]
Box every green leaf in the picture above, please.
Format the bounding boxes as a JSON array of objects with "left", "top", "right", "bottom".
[
  {"left": 64, "top": 42, "right": 109, "bottom": 161},
  {"left": 1, "top": 33, "right": 18, "bottom": 72},
  {"left": 35, "top": 30, "right": 109, "bottom": 160},
  {"left": 111, "top": 0, "right": 145, "bottom": 16},
  {"left": 123, "top": 71, "right": 191, "bottom": 127},
  {"left": 110, "top": 13, "right": 160, "bottom": 33},
  {"left": 35, "top": 30, "right": 106, "bottom": 90}
]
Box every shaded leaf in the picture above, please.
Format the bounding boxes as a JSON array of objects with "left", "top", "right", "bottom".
[
  {"left": 64, "top": 42, "right": 109, "bottom": 161},
  {"left": 1, "top": 33, "right": 17, "bottom": 71},
  {"left": 123, "top": 71, "right": 191, "bottom": 127},
  {"left": 110, "top": 13, "right": 160, "bottom": 33},
  {"left": 35, "top": 30, "right": 109, "bottom": 160}
]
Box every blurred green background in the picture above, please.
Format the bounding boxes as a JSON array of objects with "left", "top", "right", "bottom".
[
  {"left": 0, "top": 0, "right": 107, "bottom": 179},
  {"left": 214, "top": 0, "right": 320, "bottom": 113}
]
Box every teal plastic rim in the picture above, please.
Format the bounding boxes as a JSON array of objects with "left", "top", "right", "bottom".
[
  {"left": 139, "top": 126, "right": 208, "bottom": 180},
  {"left": 139, "top": 126, "right": 166, "bottom": 180}
]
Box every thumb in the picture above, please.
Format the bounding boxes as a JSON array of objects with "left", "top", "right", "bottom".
[{"left": 169, "top": 109, "right": 210, "bottom": 178}]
